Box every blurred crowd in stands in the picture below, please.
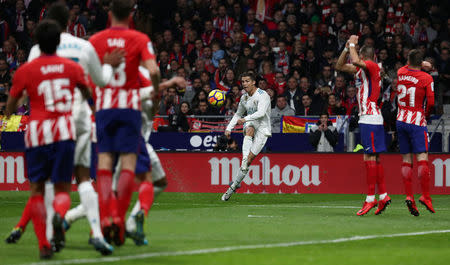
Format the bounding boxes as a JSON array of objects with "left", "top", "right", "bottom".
[{"left": 0, "top": 0, "right": 449, "bottom": 133}]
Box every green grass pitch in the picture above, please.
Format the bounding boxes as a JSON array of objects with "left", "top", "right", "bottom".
[{"left": 0, "top": 191, "right": 449, "bottom": 265}]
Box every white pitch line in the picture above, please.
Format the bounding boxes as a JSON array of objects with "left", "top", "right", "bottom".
[
  {"left": 20, "top": 229, "right": 450, "bottom": 265},
  {"left": 247, "top": 215, "right": 281, "bottom": 218}
]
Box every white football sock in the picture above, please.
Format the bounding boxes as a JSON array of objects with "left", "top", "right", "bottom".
[
  {"left": 126, "top": 200, "right": 141, "bottom": 232},
  {"left": 231, "top": 168, "right": 249, "bottom": 190},
  {"left": 44, "top": 182, "right": 54, "bottom": 241},
  {"left": 379, "top": 193, "right": 387, "bottom": 200},
  {"left": 78, "top": 181, "right": 103, "bottom": 239},
  {"left": 365, "top": 195, "right": 376, "bottom": 202},
  {"left": 65, "top": 204, "right": 85, "bottom": 224}
]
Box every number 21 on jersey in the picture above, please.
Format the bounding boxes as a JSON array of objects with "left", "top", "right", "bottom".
[{"left": 397, "top": 84, "right": 416, "bottom": 107}]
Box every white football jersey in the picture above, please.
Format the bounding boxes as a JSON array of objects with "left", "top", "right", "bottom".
[
  {"left": 138, "top": 66, "right": 155, "bottom": 140},
  {"left": 227, "top": 88, "right": 272, "bottom": 136},
  {"left": 28, "top": 32, "right": 113, "bottom": 108}
]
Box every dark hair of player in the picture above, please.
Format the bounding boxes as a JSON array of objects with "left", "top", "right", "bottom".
[
  {"left": 47, "top": 2, "right": 70, "bottom": 29},
  {"left": 35, "top": 20, "right": 61, "bottom": 54},
  {"left": 408, "top": 49, "right": 423, "bottom": 67},
  {"left": 359, "top": 45, "right": 374, "bottom": 60},
  {"left": 111, "top": 0, "right": 133, "bottom": 21},
  {"left": 239, "top": 71, "right": 256, "bottom": 81}
]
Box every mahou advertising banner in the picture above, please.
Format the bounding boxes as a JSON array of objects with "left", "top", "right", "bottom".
[
  {"left": 1, "top": 152, "right": 450, "bottom": 194},
  {"left": 159, "top": 153, "right": 450, "bottom": 195}
]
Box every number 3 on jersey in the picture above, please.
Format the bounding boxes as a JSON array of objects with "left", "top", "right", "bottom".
[
  {"left": 110, "top": 62, "right": 126, "bottom": 87},
  {"left": 397, "top": 84, "right": 416, "bottom": 107},
  {"left": 38, "top": 78, "right": 72, "bottom": 112}
]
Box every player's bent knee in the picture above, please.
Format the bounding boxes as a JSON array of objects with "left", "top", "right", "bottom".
[
  {"left": 417, "top": 152, "right": 428, "bottom": 161},
  {"left": 154, "top": 178, "right": 168, "bottom": 189},
  {"left": 74, "top": 166, "right": 91, "bottom": 184},
  {"left": 245, "top": 126, "right": 255, "bottom": 137}
]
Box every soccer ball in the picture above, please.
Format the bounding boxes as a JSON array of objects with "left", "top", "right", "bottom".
[{"left": 208, "top": 89, "right": 226, "bottom": 107}]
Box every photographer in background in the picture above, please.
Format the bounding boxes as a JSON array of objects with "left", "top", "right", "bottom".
[
  {"left": 214, "top": 134, "right": 239, "bottom": 152},
  {"left": 309, "top": 112, "right": 339, "bottom": 152}
]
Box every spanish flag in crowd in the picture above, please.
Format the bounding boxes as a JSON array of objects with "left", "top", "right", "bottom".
[
  {"left": 281, "top": 116, "right": 338, "bottom": 133},
  {"left": 0, "top": 115, "right": 29, "bottom": 150},
  {"left": 0, "top": 115, "right": 28, "bottom": 132}
]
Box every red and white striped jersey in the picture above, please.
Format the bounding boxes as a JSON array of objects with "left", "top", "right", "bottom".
[
  {"left": 89, "top": 27, "right": 156, "bottom": 111},
  {"left": 354, "top": 60, "right": 383, "bottom": 125},
  {"left": 396, "top": 65, "right": 434, "bottom": 127},
  {"left": 9, "top": 55, "right": 87, "bottom": 148}
]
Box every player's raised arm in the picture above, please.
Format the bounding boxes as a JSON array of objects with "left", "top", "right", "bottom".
[
  {"left": 143, "top": 58, "right": 160, "bottom": 93},
  {"left": 335, "top": 41, "right": 357, "bottom": 74},
  {"left": 226, "top": 96, "right": 246, "bottom": 133},
  {"left": 348, "top": 35, "right": 366, "bottom": 69},
  {"left": 73, "top": 63, "right": 92, "bottom": 100},
  {"left": 425, "top": 77, "right": 435, "bottom": 117},
  {"left": 244, "top": 92, "right": 270, "bottom": 122}
]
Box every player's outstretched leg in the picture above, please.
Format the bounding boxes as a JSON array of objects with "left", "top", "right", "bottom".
[
  {"left": 418, "top": 160, "right": 435, "bottom": 213},
  {"left": 357, "top": 160, "right": 378, "bottom": 216},
  {"left": 375, "top": 161, "right": 391, "bottom": 215},
  {"left": 64, "top": 204, "right": 86, "bottom": 231},
  {"left": 5, "top": 197, "right": 34, "bottom": 243},
  {"left": 78, "top": 180, "right": 114, "bottom": 255},
  {"left": 126, "top": 179, "right": 154, "bottom": 246},
  {"left": 222, "top": 134, "right": 253, "bottom": 201}
]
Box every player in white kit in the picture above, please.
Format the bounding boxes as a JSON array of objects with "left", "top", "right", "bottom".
[
  {"left": 222, "top": 72, "right": 272, "bottom": 201},
  {"left": 26, "top": 3, "right": 122, "bottom": 254}
]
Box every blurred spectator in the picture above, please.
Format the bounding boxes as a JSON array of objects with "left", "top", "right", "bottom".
[
  {"left": 342, "top": 86, "right": 358, "bottom": 116},
  {"left": 309, "top": 112, "right": 339, "bottom": 152},
  {"left": 297, "top": 94, "right": 320, "bottom": 116},
  {"left": 159, "top": 86, "right": 180, "bottom": 115},
  {"left": 194, "top": 99, "right": 217, "bottom": 120},
  {"left": 0, "top": 58, "right": 10, "bottom": 84},
  {"left": 326, "top": 94, "right": 346, "bottom": 116},
  {"left": 271, "top": 95, "right": 295, "bottom": 133},
  {"left": 166, "top": 101, "right": 192, "bottom": 132},
  {"left": 0, "top": 0, "right": 448, "bottom": 123},
  {"left": 332, "top": 75, "right": 347, "bottom": 100},
  {"left": 283, "top": 76, "right": 301, "bottom": 113}
]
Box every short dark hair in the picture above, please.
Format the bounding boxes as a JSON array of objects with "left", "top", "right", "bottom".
[
  {"left": 111, "top": 0, "right": 133, "bottom": 21},
  {"left": 359, "top": 45, "right": 374, "bottom": 59},
  {"left": 320, "top": 112, "right": 329, "bottom": 117},
  {"left": 302, "top": 94, "right": 311, "bottom": 100},
  {"left": 239, "top": 71, "right": 256, "bottom": 81},
  {"left": 408, "top": 49, "right": 423, "bottom": 67},
  {"left": 35, "top": 20, "right": 61, "bottom": 54},
  {"left": 47, "top": 2, "right": 69, "bottom": 29}
]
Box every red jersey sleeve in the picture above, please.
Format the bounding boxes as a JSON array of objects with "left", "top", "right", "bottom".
[
  {"left": 140, "top": 34, "right": 156, "bottom": 61},
  {"left": 138, "top": 72, "right": 151, "bottom": 87},
  {"left": 9, "top": 66, "right": 27, "bottom": 99}
]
